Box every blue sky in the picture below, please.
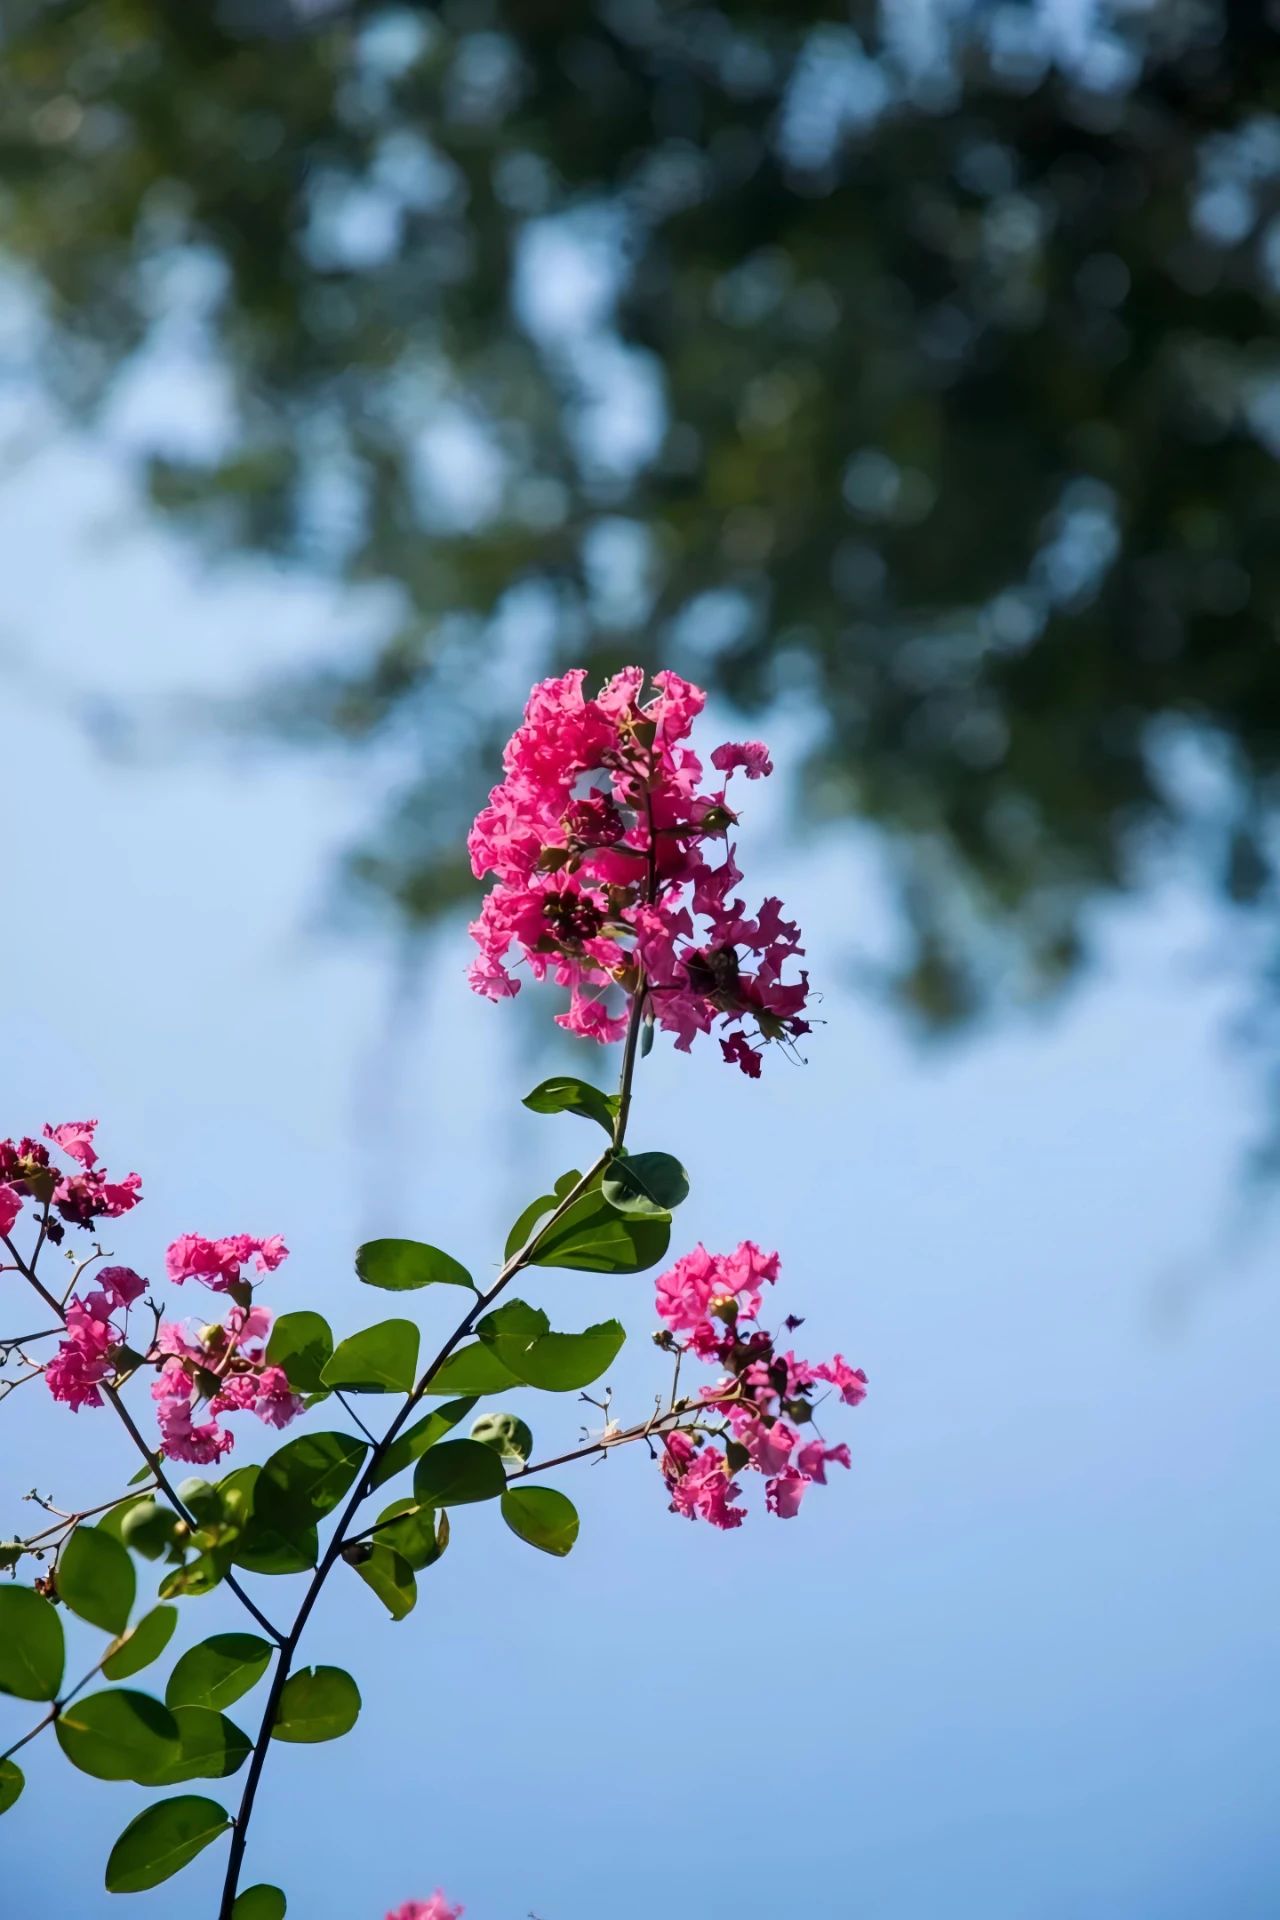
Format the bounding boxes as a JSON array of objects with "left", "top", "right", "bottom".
[{"left": 2, "top": 429, "right": 1278, "bottom": 1919}]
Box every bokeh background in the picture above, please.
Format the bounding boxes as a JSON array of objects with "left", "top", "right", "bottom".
[{"left": 2, "top": 2, "right": 1279, "bottom": 1914}]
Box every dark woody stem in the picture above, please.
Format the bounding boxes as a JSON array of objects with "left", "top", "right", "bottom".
[{"left": 216, "top": 985, "right": 651, "bottom": 1919}]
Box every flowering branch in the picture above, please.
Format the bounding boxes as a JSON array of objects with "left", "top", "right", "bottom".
[{"left": 0, "top": 669, "right": 864, "bottom": 1920}]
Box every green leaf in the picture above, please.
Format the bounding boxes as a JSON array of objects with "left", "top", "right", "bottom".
[
  {"left": 356, "top": 1238, "right": 474, "bottom": 1292},
  {"left": 233, "top": 1888, "right": 287, "bottom": 1920},
  {"left": 602, "top": 1150, "right": 690, "bottom": 1216},
  {"left": 139, "top": 1706, "right": 252, "bottom": 1785},
  {"left": 157, "top": 1546, "right": 234, "bottom": 1601},
  {"left": 58, "top": 1525, "right": 136, "bottom": 1636},
  {"left": 321, "top": 1320, "right": 419, "bottom": 1394},
  {"left": 470, "top": 1411, "right": 533, "bottom": 1464},
  {"left": 532, "top": 1194, "right": 671, "bottom": 1273},
  {"left": 0, "top": 1587, "right": 64, "bottom": 1701},
  {"left": 0, "top": 1759, "right": 23, "bottom": 1815},
  {"left": 369, "top": 1395, "right": 478, "bottom": 1489},
  {"left": 105, "top": 1795, "right": 230, "bottom": 1893},
  {"left": 167, "top": 1633, "right": 273, "bottom": 1711},
  {"left": 370, "top": 1501, "right": 447, "bottom": 1571},
  {"left": 504, "top": 1169, "right": 583, "bottom": 1259},
  {"left": 97, "top": 1493, "right": 155, "bottom": 1543},
  {"left": 412, "top": 1438, "right": 506, "bottom": 1507},
  {"left": 423, "top": 1341, "right": 519, "bottom": 1397},
  {"left": 253, "top": 1432, "right": 368, "bottom": 1561},
  {"left": 220, "top": 1467, "right": 317, "bottom": 1577},
  {"left": 348, "top": 1542, "right": 416, "bottom": 1620},
  {"left": 271, "top": 1666, "right": 360, "bottom": 1744},
  {"left": 477, "top": 1299, "right": 626, "bottom": 1392},
  {"left": 103, "top": 1605, "right": 179, "bottom": 1683},
  {"left": 55, "top": 1689, "right": 181, "bottom": 1782},
  {"left": 522, "top": 1076, "right": 618, "bottom": 1134},
  {"left": 119, "top": 1500, "right": 181, "bottom": 1561},
  {"left": 265, "top": 1312, "right": 334, "bottom": 1394},
  {"left": 501, "top": 1486, "right": 581, "bottom": 1558}
]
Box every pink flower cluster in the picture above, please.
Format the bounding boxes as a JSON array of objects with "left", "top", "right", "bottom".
[
  {"left": 467, "top": 668, "right": 809, "bottom": 1075},
  {"left": 45, "top": 1266, "right": 147, "bottom": 1411},
  {"left": 0, "top": 1119, "right": 141, "bottom": 1244},
  {"left": 387, "top": 1898, "right": 462, "bottom": 1920},
  {"left": 655, "top": 1242, "right": 866, "bottom": 1527},
  {"left": 6, "top": 1116, "right": 299, "bottom": 1463},
  {"left": 166, "top": 1232, "right": 288, "bottom": 1294},
  {"left": 152, "top": 1304, "right": 301, "bottom": 1465}
]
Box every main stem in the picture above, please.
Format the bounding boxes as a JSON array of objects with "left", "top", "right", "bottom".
[{"left": 216, "top": 987, "right": 649, "bottom": 1917}]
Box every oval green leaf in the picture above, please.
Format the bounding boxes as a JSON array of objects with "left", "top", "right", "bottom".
[
  {"left": 477, "top": 1300, "right": 626, "bottom": 1392},
  {"left": 532, "top": 1195, "right": 671, "bottom": 1273},
  {"left": 166, "top": 1633, "right": 273, "bottom": 1712},
  {"left": 370, "top": 1395, "right": 478, "bottom": 1489},
  {"left": 271, "top": 1665, "right": 360, "bottom": 1744},
  {"left": 265, "top": 1312, "right": 334, "bottom": 1394},
  {"left": 356, "top": 1238, "right": 474, "bottom": 1291},
  {"left": 501, "top": 1486, "right": 580, "bottom": 1557},
  {"left": 233, "top": 1888, "right": 287, "bottom": 1920},
  {"left": 602, "top": 1150, "right": 690, "bottom": 1216},
  {"left": 348, "top": 1542, "right": 416, "bottom": 1620},
  {"left": 412, "top": 1438, "right": 507, "bottom": 1507},
  {"left": 96, "top": 1493, "right": 155, "bottom": 1544},
  {"left": 58, "top": 1525, "right": 136, "bottom": 1636},
  {"left": 103, "top": 1605, "right": 179, "bottom": 1683},
  {"left": 0, "top": 1758, "right": 23, "bottom": 1815},
  {"left": 321, "top": 1320, "right": 420, "bottom": 1394},
  {"left": 0, "top": 1587, "right": 64, "bottom": 1701},
  {"left": 105, "top": 1794, "right": 230, "bottom": 1893},
  {"left": 55, "top": 1689, "right": 181, "bottom": 1782},
  {"left": 139, "top": 1705, "right": 251, "bottom": 1784},
  {"left": 423, "top": 1341, "right": 519, "bottom": 1397},
  {"left": 522, "top": 1076, "right": 617, "bottom": 1134},
  {"left": 254, "top": 1432, "right": 368, "bottom": 1554},
  {"left": 371, "top": 1501, "right": 446, "bottom": 1572}
]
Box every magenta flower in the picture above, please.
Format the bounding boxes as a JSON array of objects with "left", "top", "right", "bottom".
[
  {"left": 651, "top": 1243, "right": 866, "bottom": 1526},
  {"left": 165, "top": 1231, "right": 289, "bottom": 1293},
  {"left": 151, "top": 1302, "right": 302, "bottom": 1462},
  {"left": 387, "top": 1897, "right": 464, "bottom": 1920},
  {"left": 466, "top": 667, "right": 810, "bottom": 1074}
]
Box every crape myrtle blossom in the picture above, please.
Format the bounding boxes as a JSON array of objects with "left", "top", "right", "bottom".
[
  {"left": 165, "top": 1231, "right": 289, "bottom": 1294},
  {"left": 654, "top": 1242, "right": 866, "bottom": 1526},
  {"left": 151, "top": 1302, "right": 301, "bottom": 1465},
  {"left": 387, "top": 1898, "right": 463, "bottom": 1920},
  {"left": 0, "top": 1119, "right": 141, "bottom": 1244},
  {"left": 45, "top": 1266, "right": 148, "bottom": 1412},
  {"left": 466, "top": 667, "right": 810, "bottom": 1076},
  {"left": 5, "top": 1117, "right": 299, "bottom": 1462}
]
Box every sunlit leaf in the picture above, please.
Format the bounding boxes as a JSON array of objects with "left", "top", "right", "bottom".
[
  {"left": 271, "top": 1666, "right": 360, "bottom": 1744},
  {"left": 166, "top": 1633, "right": 273, "bottom": 1712},
  {"left": 57, "top": 1526, "right": 136, "bottom": 1636},
  {"left": 55, "top": 1689, "right": 180, "bottom": 1782},
  {"left": 501, "top": 1486, "right": 580, "bottom": 1557},
  {"left": 321, "top": 1320, "right": 419, "bottom": 1394},
  {"left": 265, "top": 1312, "right": 334, "bottom": 1394},
  {"left": 522, "top": 1076, "right": 617, "bottom": 1134},
  {"left": 356, "top": 1239, "right": 473, "bottom": 1291},
  {"left": 0, "top": 1587, "right": 64, "bottom": 1701},
  {"left": 412, "top": 1438, "right": 506, "bottom": 1507},
  {"left": 105, "top": 1795, "right": 230, "bottom": 1893},
  {"left": 103, "top": 1605, "right": 179, "bottom": 1683}
]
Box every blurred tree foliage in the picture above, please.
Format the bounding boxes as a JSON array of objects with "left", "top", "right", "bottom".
[{"left": 2, "top": 0, "right": 1279, "bottom": 1028}]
